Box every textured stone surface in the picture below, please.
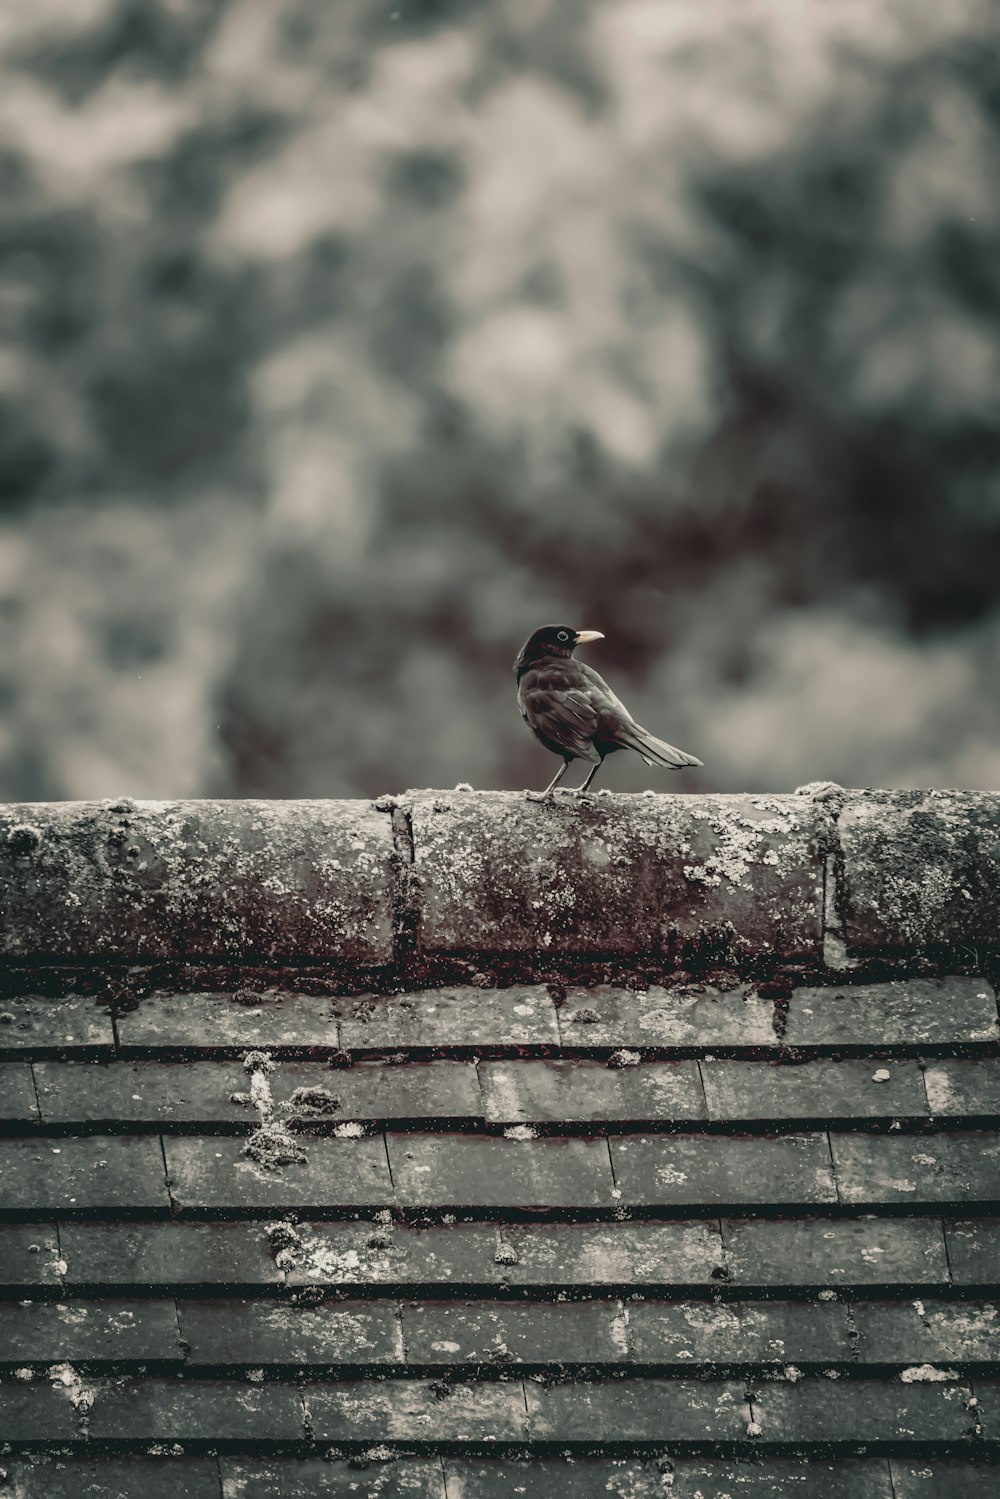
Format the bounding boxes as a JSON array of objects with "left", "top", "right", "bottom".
[
  {"left": 838, "top": 789, "right": 1000, "bottom": 953},
  {"left": 782, "top": 978, "right": 998, "bottom": 1047},
  {"left": 700, "top": 1058, "right": 928, "bottom": 1120},
  {"left": 179, "top": 1299, "right": 404, "bottom": 1367},
  {"left": 626, "top": 1299, "right": 854, "bottom": 1366},
  {"left": 59, "top": 1222, "right": 281, "bottom": 1288},
  {"left": 943, "top": 1220, "right": 1000, "bottom": 1286},
  {"left": 923, "top": 1059, "right": 1000, "bottom": 1116},
  {"left": 0, "top": 799, "right": 395, "bottom": 962},
  {"left": 406, "top": 790, "right": 827, "bottom": 960},
  {"left": 721, "top": 1218, "right": 951, "bottom": 1288},
  {"left": 0, "top": 1224, "right": 62, "bottom": 1290},
  {"left": 401, "top": 1299, "right": 628, "bottom": 1366},
  {"left": 611, "top": 1134, "right": 837, "bottom": 1208},
  {"left": 387, "top": 1134, "right": 616, "bottom": 1209},
  {"left": 478, "top": 1058, "right": 706, "bottom": 1122},
  {"left": 0, "top": 993, "right": 114, "bottom": 1056},
  {"left": 749, "top": 1378, "right": 977, "bottom": 1444},
  {"left": 117, "top": 992, "right": 341, "bottom": 1053},
  {"left": 306, "top": 1379, "right": 529, "bottom": 1443},
  {"left": 85, "top": 1377, "right": 304, "bottom": 1442},
  {"left": 443, "top": 1459, "right": 896, "bottom": 1498},
  {"left": 557, "top": 985, "right": 777, "bottom": 1048},
  {"left": 335, "top": 987, "right": 559, "bottom": 1051},
  {"left": 34, "top": 1059, "right": 250, "bottom": 1125},
  {"left": 0, "top": 1298, "right": 183, "bottom": 1366},
  {"left": 221, "top": 1458, "right": 446, "bottom": 1497},
  {"left": 275, "top": 1059, "right": 483, "bottom": 1122},
  {"left": 165, "top": 1136, "right": 394, "bottom": 1215},
  {"left": 524, "top": 1377, "right": 747, "bottom": 1442},
  {"left": 3, "top": 1458, "right": 223, "bottom": 1499},
  {"left": 0, "top": 1381, "right": 85, "bottom": 1441},
  {"left": 494, "top": 1222, "right": 726, "bottom": 1288},
  {"left": 890, "top": 1461, "right": 999, "bottom": 1498},
  {"left": 832, "top": 1133, "right": 1000, "bottom": 1206},
  {"left": 0, "top": 1136, "right": 170, "bottom": 1217},
  {"left": 0, "top": 1061, "right": 39, "bottom": 1120},
  {"left": 851, "top": 1298, "right": 1000, "bottom": 1364},
  {"left": 284, "top": 1221, "right": 500, "bottom": 1289}
]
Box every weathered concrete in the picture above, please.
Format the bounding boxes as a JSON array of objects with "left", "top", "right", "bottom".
[
  {"left": 837, "top": 790, "right": 1000, "bottom": 956},
  {"left": 0, "top": 799, "right": 395, "bottom": 963},
  {"left": 405, "top": 790, "right": 830, "bottom": 962}
]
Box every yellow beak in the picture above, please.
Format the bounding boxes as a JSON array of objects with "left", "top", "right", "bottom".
[{"left": 573, "top": 630, "right": 604, "bottom": 645}]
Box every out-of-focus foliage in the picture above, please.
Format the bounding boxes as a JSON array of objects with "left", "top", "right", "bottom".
[{"left": 2, "top": 0, "right": 999, "bottom": 799}]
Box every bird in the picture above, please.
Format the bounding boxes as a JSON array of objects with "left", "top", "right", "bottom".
[{"left": 514, "top": 624, "right": 703, "bottom": 798}]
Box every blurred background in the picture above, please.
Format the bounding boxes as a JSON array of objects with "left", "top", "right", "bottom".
[{"left": 2, "top": 0, "right": 1000, "bottom": 802}]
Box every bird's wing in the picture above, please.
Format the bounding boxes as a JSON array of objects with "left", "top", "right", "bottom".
[
  {"left": 518, "top": 677, "right": 603, "bottom": 762},
  {"left": 573, "top": 662, "right": 702, "bottom": 766},
  {"left": 571, "top": 661, "right": 637, "bottom": 726}
]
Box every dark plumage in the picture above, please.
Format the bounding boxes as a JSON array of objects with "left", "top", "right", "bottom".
[{"left": 514, "top": 624, "right": 703, "bottom": 796}]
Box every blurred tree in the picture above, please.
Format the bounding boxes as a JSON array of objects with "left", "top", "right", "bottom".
[{"left": 1, "top": 0, "right": 999, "bottom": 801}]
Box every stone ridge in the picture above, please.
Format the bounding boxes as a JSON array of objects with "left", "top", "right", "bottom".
[{"left": 3, "top": 789, "right": 1000, "bottom": 972}]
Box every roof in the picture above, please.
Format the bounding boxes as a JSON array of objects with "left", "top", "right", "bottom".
[{"left": 1, "top": 789, "right": 998, "bottom": 1495}]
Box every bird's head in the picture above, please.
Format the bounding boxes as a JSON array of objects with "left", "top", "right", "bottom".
[{"left": 514, "top": 625, "right": 604, "bottom": 673}]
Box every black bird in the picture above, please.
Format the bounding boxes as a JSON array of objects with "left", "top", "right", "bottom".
[{"left": 515, "top": 624, "right": 703, "bottom": 797}]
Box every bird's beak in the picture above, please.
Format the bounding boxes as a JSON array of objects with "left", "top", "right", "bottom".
[{"left": 573, "top": 630, "right": 604, "bottom": 645}]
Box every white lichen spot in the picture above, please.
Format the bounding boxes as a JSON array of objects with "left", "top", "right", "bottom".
[
  {"left": 900, "top": 1365, "right": 957, "bottom": 1383},
  {"left": 332, "top": 1121, "right": 368, "bottom": 1138},
  {"left": 503, "top": 1125, "right": 538, "bottom": 1141},
  {"left": 657, "top": 1166, "right": 688, "bottom": 1186},
  {"left": 47, "top": 1363, "right": 94, "bottom": 1412},
  {"left": 872, "top": 1069, "right": 891, "bottom": 1083}
]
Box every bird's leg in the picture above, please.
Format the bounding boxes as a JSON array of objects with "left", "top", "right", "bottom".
[
  {"left": 571, "top": 761, "right": 602, "bottom": 795},
  {"left": 525, "top": 759, "right": 572, "bottom": 801}
]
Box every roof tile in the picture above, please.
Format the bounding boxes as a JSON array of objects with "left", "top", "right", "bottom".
[
  {"left": 59, "top": 1222, "right": 281, "bottom": 1290},
  {"left": 557, "top": 985, "right": 777, "bottom": 1049},
  {"left": 306, "top": 1378, "right": 530, "bottom": 1443},
  {"left": 611, "top": 1134, "right": 837, "bottom": 1208},
  {"left": 0, "top": 994, "right": 113, "bottom": 1058},
  {"left": 0, "top": 1299, "right": 182, "bottom": 1368},
  {"left": 179, "top": 1299, "right": 404, "bottom": 1369},
  {"left": 749, "top": 1377, "right": 977, "bottom": 1444},
  {"left": 478, "top": 1058, "right": 706, "bottom": 1123},
  {"left": 783, "top": 978, "right": 999, "bottom": 1047},
  {"left": 165, "top": 1136, "right": 394, "bottom": 1216},
  {"left": 701, "top": 1058, "right": 928, "bottom": 1121},
  {"left": 0, "top": 1137, "right": 170, "bottom": 1218},
  {"left": 524, "top": 1377, "right": 747, "bottom": 1442},
  {"left": 722, "top": 1218, "right": 950, "bottom": 1288},
  {"left": 832, "top": 1133, "right": 1000, "bottom": 1206},
  {"left": 387, "top": 1134, "right": 616, "bottom": 1210}
]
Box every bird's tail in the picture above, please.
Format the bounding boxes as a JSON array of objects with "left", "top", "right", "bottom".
[{"left": 617, "top": 725, "right": 703, "bottom": 769}]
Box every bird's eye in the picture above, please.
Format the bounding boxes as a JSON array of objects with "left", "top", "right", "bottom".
[{"left": 557, "top": 630, "right": 569, "bottom": 641}]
